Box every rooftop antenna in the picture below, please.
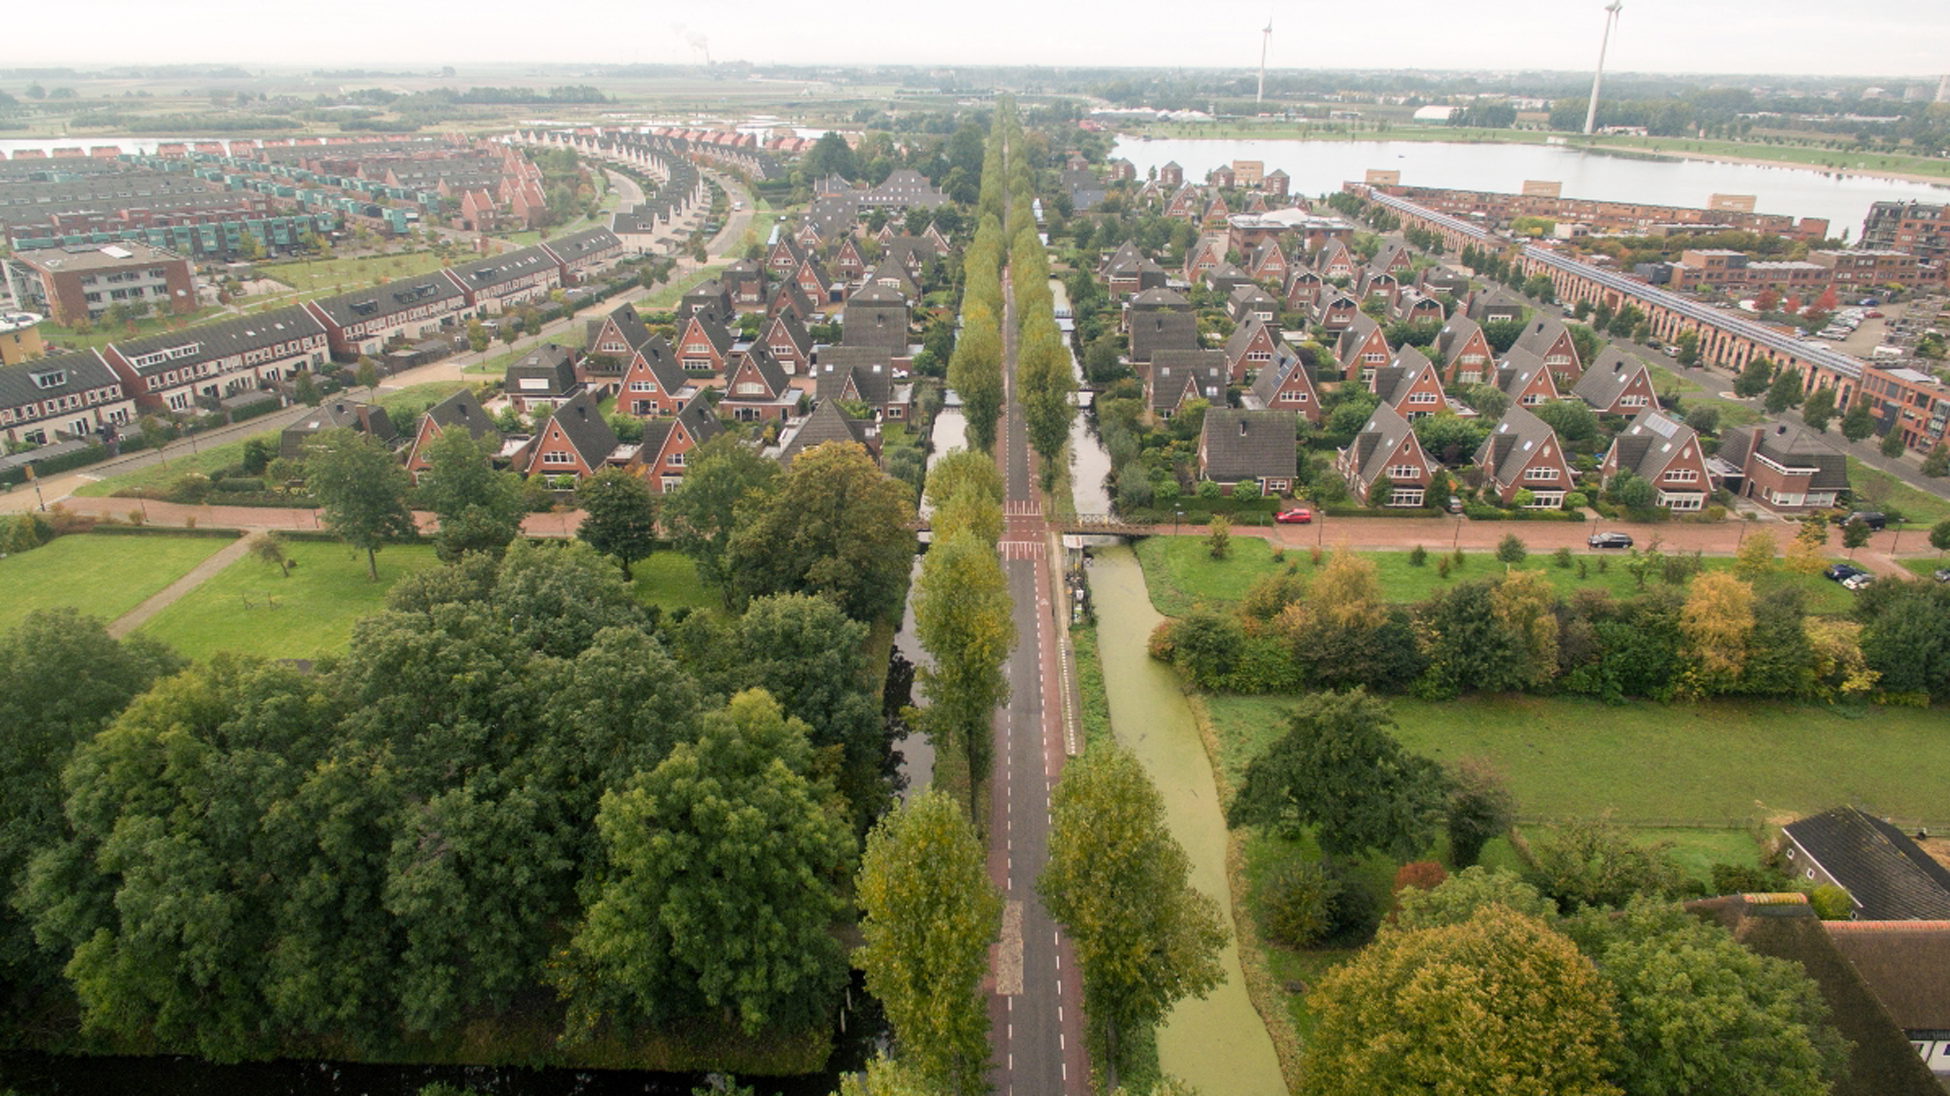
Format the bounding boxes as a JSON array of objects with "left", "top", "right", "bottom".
[
  {"left": 1257, "top": 17, "right": 1274, "bottom": 104},
  {"left": 1582, "top": 1, "right": 1623, "bottom": 136}
]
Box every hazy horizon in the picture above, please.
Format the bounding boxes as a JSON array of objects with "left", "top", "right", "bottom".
[{"left": 10, "top": 0, "right": 1948, "bottom": 81}]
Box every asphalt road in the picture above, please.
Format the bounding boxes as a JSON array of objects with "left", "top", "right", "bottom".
[{"left": 989, "top": 269, "right": 1087, "bottom": 1095}]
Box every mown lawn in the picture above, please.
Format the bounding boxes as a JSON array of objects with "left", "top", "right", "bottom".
[
  {"left": 1848, "top": 457, "right": 1950, "bottom": 527},
  {"left": 1134, "top": 535, "right": 1855, "bottom": 617},
  {"left": 1204, "top": 692, "right": 1949, "bottom": 827},
  {"left": 259, "top": 249, "right": 450, "bottom": 294},
  {"left": 0, "top": 533, "right": 232, "bottom": 632},
  {"left": 74, "top": 432, "right": 273, "bottom": 497},
  {"left": 627, "top": 551, "right": 717, "bottom": 613},
  {"left": 138, "top": 540, "right": 442, "bottom": 660}
]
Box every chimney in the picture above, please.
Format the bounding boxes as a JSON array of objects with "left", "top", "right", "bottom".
[
  {"left": 1239, "top": 420, "right": 1249, "bottom": 436},
  {"left": 1776, "top": 424, "right": 1788, "bottom": 435},
  {"left": 578, "top": 404, "right": 588, "bottom": 421}
]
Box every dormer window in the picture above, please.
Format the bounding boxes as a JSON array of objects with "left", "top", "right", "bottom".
[{"left": 31, "top": 370, "right": 67, "bottom": 390}]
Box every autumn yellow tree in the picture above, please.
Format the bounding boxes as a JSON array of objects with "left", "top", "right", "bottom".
[
  {"left": 1492, "top": 569, "right": 1561, "bottom": 691},
  {"left": 1806, "top": 618, "right": 1879, "bottom": 699},
  {"left": 1732, "top": 530, "right": 1779, "bottom": 580},
  {"left": 1299, "top": 904, "right": 1621, "bottom": 1096},
  {"left": 1782, "top": 517, "right": 1829, "bottom": 576},
  {"left": 1679, "top": 571, "right": 1756, "bottom": 696}
]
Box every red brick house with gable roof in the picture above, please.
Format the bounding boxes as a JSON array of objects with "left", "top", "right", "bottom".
[
  {"left": 617, "top": 336, "right": 694, "bottom": 417},
  {"left": 527, "top": 392, "right": 622, "bottom": 479},
  {"left": 629, "top": 401, "right": 721, "bottom": 493},
  {"left": 1223, "top": 317, "right": 1281, "bottom": 384},
  {"left": 1433, "top": 316, "right": 1496, "bottom": 386},
  {"left": 1599, "top": 408, "right": 1712, "bottom": 511},
  {"left": 1164, "top": 185, "right": 1202, "bottom": 221},
  {"left": 1247, "top": 345, "right": 1322, "bottom": 424},
  {"left": 1335, "top": 314, "right": 1392, "bottom": 382},
  {"left": 1314, "top": 238, "right": 1356, "bottom": 280},
  {"left": 1369, "top": 347, "right": 1449, "bottom": 420},
  {"left": 1495, "top": 348, "right": 1563, "bottom": 407},
  {"left": 1572, "top": 347, "right": 1658, "bottom": 416},
  {"left": 792, "top": 256, "right": 839, "bottom": 305},
  {"left": 767, "top": 235, "right": 806, "bottom": 274},
  {"left": 761, "top": 311, "right": 814, "bottom": 374},
  {"left": 674, "top": 314, "right": 734, "bottom": 378},
  {"left": 1312, "top": 289, "right": 1360, "bottom": 333},
  {"left": 833, "top": 237, "right": 867, "bottom": 280},
  {"left": 1284, "top": 267, "right": 1323, "bottom": 310},
  {"left": 1338, "top": 403, "right": 1433, "bottom": 507},
  {"left": 1184, "top": 236, "right": 1228, "bottom": 283},
  {"left": 719, "top": 345, "right": 796, "bottom": 422},
  {"left": 1250, "top": 239, "right": 1289, "bottom": 283},
  {"left": 1511, "top": 316, "right": 1584, "bottom": 386},
  {"left": 1474, "top": 406, "right": 1577, "bottom": 508}
]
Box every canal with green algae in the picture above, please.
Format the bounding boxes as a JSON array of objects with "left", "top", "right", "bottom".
[{"left": 1085, "top": 544, "right": 1286, "bottom": 1096}]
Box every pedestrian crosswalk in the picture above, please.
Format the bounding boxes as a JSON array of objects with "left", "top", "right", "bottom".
[
  {"left": 1005, "top": 500, "right": 1043, "bottom": 518},
  {"left": 1000, "top": 539, "right": 1042, "bottom": 560}
]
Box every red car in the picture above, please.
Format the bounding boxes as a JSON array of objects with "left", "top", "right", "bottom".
[{"left": 1275, "top": 507, "right": 1313, "bottom": 524}]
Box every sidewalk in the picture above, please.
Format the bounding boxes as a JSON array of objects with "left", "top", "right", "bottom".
[{"left": 107, "top": 534, "right": 251, "bottom": 638}]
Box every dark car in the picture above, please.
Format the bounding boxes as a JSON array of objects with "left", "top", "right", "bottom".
[
  {"left": 1274, "top": 507, "right": 1312, "bottom": 524},
  {"left": 1846, "top": 512, "right": 1886, "bottom": 531},
  {"left": 1825, "top": 563, "right": 1869, "bottom": 583},
  {"left": 1588, "top": 532, "right": 1633, "bottom": 549}
]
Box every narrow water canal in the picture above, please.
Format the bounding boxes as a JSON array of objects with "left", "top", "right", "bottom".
[{"left": 1085, "top": 546, "right": 1286, "bottom": 1095}]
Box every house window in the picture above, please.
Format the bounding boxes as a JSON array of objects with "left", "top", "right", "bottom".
[
  {"left": 1388, "top": 487, "right": 1425, "bottom": 507},
  {"left": 631, "top": 400, "right": 652, "bottom": 415},
  {"left": 541, "top": 450, "right": 574, "bottom": 465},
  {"left": 1524, "top": 467, "right": 1558, "bottom": 481},
  {"left": 1620, "top": 395, "right": 1648, "bottom": 408},
  {"left": 1664, "top": 468, "right": 1699, "bottom": 483},
  {"left": 667, "top": 451, "right": 686, "bottom": 467},
  {"left": 1524, "top": 492, "right": 1564, "bottom": 509},
  {"left": 629, "top": 381, "right": 656, "bottom": 392},
  {"left": 1459, "top": 370, "right": 1483, "bottom": 384},
  {"left": 1521, "top": 394, "right": 1542, "bottom": 405},
  {"left": 1408, "top": 392, "right": 1437, "bottom": 404},
  {"left": 1279, "top": 390, "right": 1309, "bottom": 403},
  {"left": 1386, "top": 464, "right": 1420, "bottom": 480}
]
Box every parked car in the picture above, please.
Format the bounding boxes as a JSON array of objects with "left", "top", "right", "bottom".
[
  {"left": 1588, "top": 532, "right": 1633, "bottom": 549},
  {"left": 1933, "top": 568, "right": 1950, "bottom": 584},
  {"left": 1825, "top": 563, "right": 1869, "bottom": 583},
  {"left": 1446, "top": 495, "right": 1464, "bottom": 514},
  {"left": 1865, "top": 310, "right": 1885, "bottom": 319},
  {"left": 1846, "top": 511, "right": 1887, "bottom": 531},
  {"left": 1842, "top": 573, "right": 1875, "bottom": 591},
  {"left": 1858, "top": 298, "right": 1882, "bottom": 307},
  {"left": 1274, "top": 507, "right": 1313, "bottom": 524}
]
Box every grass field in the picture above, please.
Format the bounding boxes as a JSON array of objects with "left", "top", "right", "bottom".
[
  {"left": 1133, "top": 535, "right": 1855, "bottom": 617},
  {"left": 138, "top": 540, "right": 441, "bottom": 660},
  {"left": 259, "top": 249, "right": 450, "bottom": 295},
  {"left": 73, "top": 432, "right": 272, "bottom": 497},
  {"left": 0, "top": 533, "right": 232, "bottom": 632},
  {"left": 1848, "top": 457, "right": 1950, "bottom": 527},
  {"left": 627, "top": 551, "right": 717, "bottom": 613},
  {"left": 37, "top": 307, "right": 228, "bottom": 352},
  {"left": 1899, "top": 557, "right": 1949, "bottom": 579},
  {"left": 1204, "top": 692, "right": 1949, "bottom": 827}
]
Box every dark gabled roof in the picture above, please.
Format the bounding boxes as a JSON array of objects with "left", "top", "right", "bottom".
[
  {"left": 1249, "top": 343, "right": 1311, "bottom": 406},
  {"left": 1511, "top": 315, "right": 1573, "bottom": 361},
  {"left": 281, "top": 400, "right": 397, "bottom": 459},
  {"left": 1688, "top": 895, "right": 1945, "bottom": 1096},
  {"left": 1784, "top": 807, "right": 1950, "bottom": 921},
  {"left": 1370, "top": 239, "right": 1413, "bottom": 271},
  {"left": 1473, "top": 405, "right": 1564, "bottom": 484},
  {"left": 764, "top": 310, "right": 813, "bottom": 356},
  {"left": 881, "top": 235, "right": 937, "bottom": 271},
  {"left": 423, "top": 389, "right": 502, "bottom": 446},
  {"left": 1609, "top": 408, "right": 1702, "bottom": 481},
  {"left": 1129, "top": 310, "right": 1201, "bottom": 364},
  {"left": 1467, "top": 290, "right": 1528, "bottom": 323},
  {"left": 445, "top": 245, "right": 555, "bottom": 291},
  {"left": 541, "top": 226, "right": 620, "bottom": 264},
  {"left": 803, "top": 195, "right": 856, "bottom": 239},
  {"left": 778, "top": 399, "right": 875, "bottom": 465},
  {"left": 677, "top": 313, "right": 735, "bottom": 357},
  {"left": 1102, "top": 241, "right": 1144, "bottom": 275},
  {"left": 546, "top": 391, "right": 620, "bottom": 466},
  {"left": 1146, "top": 348, "right": 1227, "bottom": 411},
  {"left": 1494, "top": 347, "right": 1557, "bottom": 398},
  {"left": 1228, "top": 283, "right": 1277, "bottom": 309},
  {"left": 727, "top": 344, "right": 791, "bottom": 397},
  {"left": 310, "top": 272, "right": 465, "bottom": 326},
  {"left": 842, "top": 285, "right": 909, "bottom": 349},
  {"left": 0, "top": 349, "right": 119, "bottom": 411},
  {"left": 1432, "top": 314, "right": 1486, "bottom": 360},
  {"left": 770, "top": 278, "right": 816, "bottom": 320},
  {"left": 1224, "top": 316, "right": 1276, "bottom": 362},
  {"left": 107, "top": 306, "right": 324, "bottom": 376},
  {"left": 629, "top": 335, "right": 688, "bottom": 393},
  {"left": 1370, "top": 348, "right": 1437, "bottom": 406},
  {"left": 1334, "top": 312, "right": 1384, "bottom": 362},
  {"left": 1128, "top": 287, "right": 1188, "bottom": 310},
  {"left": 1572, "top": 345, "right": 1651, "bottom": 409},
  {"left": 586, "top": 301, "right": 653, "bottom": 354},
  {"left": 505, "top": 343, "right": 580, "bottom": 395},
  {"left": 1201, "top": 408, "right": 1297, "bottom": 482},
  {"left": 815, "top": 346, "right": 900, "bottom": 406},
  {"left": 1823, "top": 920, "right": 1950, "bottom": 1032},
  {"left": 1347, "top": 402, "right": 1421, "bottom": 483},
  {"left": 1720, "top": 423, "right": 1851, "bottom": 491},
  {"left": 681, "top": 279, "right": 734, "bottom": 322},
  {"left": 861, "top": 260, "right": 918, "bottom": 298}
]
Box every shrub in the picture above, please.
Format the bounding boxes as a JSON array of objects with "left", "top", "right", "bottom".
[
  {"left": 1408, "top": 544, "right": 1428, "bottom": 567},
  {"left": 1309, "top": 545, "right": 1324, "bottom": 567},
  {"left": 1392, "top": 861, "right": 1449, "bottom": 895},
  {"left": 1808, "top": 885, "right": 1853, "bottom": 920},
  {"left": 1553, "top": 546, "right": 1574, "bottom": 569},
  {"left": 1146, "top": 620, "right": 1176, "bottom": 662},
  {"left": 1709, "top": 862, "right": 1791, "bottom": 895},
  {"left": 1196, "top": 478, "right": 1223, "bottom": 500},
  {"left": 1436, "top": 556, "right": 1451, "bottom": 579},
  {"left": 1451, "top": 548, "right": 1466, "bottom": 567},
  {"left": 1262, "top": 859, "right": 1339, "bottom": 947},
  {"left": 1495, "top": 533, "right": 1528, "bottom": 565},
  {"left": 166, "top": 473, "right": 213, "bottom": 504}
]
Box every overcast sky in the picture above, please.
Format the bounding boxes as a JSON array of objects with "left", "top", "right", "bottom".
[{"left": 20, "top": 0, "right": 1950, "bottom": 80}]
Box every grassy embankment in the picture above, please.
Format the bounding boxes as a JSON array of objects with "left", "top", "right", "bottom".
[{"left": 0, "top": 533, "right": 232, "bottom": 631}]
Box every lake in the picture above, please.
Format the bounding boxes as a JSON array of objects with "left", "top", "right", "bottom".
[{"left": 1111, "top": 137, "right": 1950, "bottom": 240}]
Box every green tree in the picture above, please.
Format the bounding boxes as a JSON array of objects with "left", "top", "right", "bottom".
[
  {"left": 1922, "top": 443, "right": 1949, "bottom": 478},
  {"left": 1800, "top": 385, "right": 1837, "bottom": 432},
  {"left": 948, "top": 313, "right": 1003, "bottom": 453},
  {"left": 662, "top": 433, "right": 778, "bottom": 608},
  {"left": 1764, "top": 366, "right": 1805, "bottom": 415},
  {"left": 1496, "top": 533, "right": 1529, "bottom": 566},
  {"left": 855, "top": 790, "right": 1001, "bottom": 1096},
  {"left": 1299, "top": 906, "right": 1620, "bottom": 1096},
  {"left": 1530, "top": 819, "right": 1684, "bottom": 911},
  {"left": 575, "top": 469, "right": 660, "bottom": 580},
  {"left": 557, "top": 690, "right": 856, "bottom": 1037},
  {"left": 1206, "top": 513, "right": 1231, "bottom": 559},
  {"left": 914, "top": 530, "right": 1013, "bottom": 818},
  {"left": 1566, "top": 901, "right": 1847, "bottom": 1096},
  {"left": 728, "top": 441, "right": 917, "bottom": 623},
  {"left": 418, "top": 426, "right": 526, "bottom": 561},
  {"left": 304, "top": 428, "right": 416, "bottom": 580},
  {"left": 1227, "top": 688, "right": 1448, "bottom": 860},
  {"left": 1842, "top": 518, "right": 1873, "bottom": 557},
  {"left": 247, "top": 531, "right": 292, "bottom": 577},
  {"left": 1446, "top": 757, "right": 1516, "bottom": 869},
  {"left": 1039, "top": 745, "right": 1227, "bottom": 1091},
  {"left": 1673, "top": 330, "right": 1700, "bottom": 368},
  {"left": 1391, "top": 866, "right": 1556, "bottom": 931},
  {"left": 1839, "top": 397, "right": 1875, "bottom": 443},
  {"left": 1732, "top": 356, "right": 1774, "bottom": 398},
  {"left": 1881, "top": 428, "right": 1907, "bottom": 459},
  {"left": 293, "top": 369, "right": 322, "bottom": 406},
  {"left": 355, "top": 357, "right": 380, "bottom": 397},
  {"left": 1932, "top": 517, "right": 1950, "bottom": 554}
]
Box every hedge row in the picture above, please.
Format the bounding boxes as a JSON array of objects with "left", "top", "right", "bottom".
[{"left": 0, "top": 443, "right": 110, "bottom": 487}]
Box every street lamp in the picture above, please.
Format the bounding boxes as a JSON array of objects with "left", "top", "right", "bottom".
[{"left": 1174, "top": 508, "right": 1183, "bottom": 536}]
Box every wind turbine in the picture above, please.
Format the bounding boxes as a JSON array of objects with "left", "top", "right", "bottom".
[
  {"left": 1582, "top": 1, "right": 1624, "bottom": 136},
  {"left": 1257, "top": 17, "right": 1273, "bottom": 104}
]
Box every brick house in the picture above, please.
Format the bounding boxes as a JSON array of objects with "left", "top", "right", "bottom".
[
  {"left": 814, "top": 346, "right": 914, "bottom": 421},
  {"left": 774, "top": 399, "right": 880, "bottom": 467},
  {"left": 1510, "top": 316, "right": 1583, "bottom": 386},
  {"left": 1313, "top": 238, "right": 1356, "bottom": 280},
  {"left": 1223, "top": 317, "right": 1281, "bottom": 383},
  {"left": 1227, "top": 285, "right": 1279, "bottom": 328},
  {"left": 1145, "top": 348, "right": 1228, "bottom": 420},
  {"left": 1716, "top": 423, "right": 1850, "bottom": 512},
  {"left": 616, "top": 336, "right": 695, "bottom": 417},
  {"left": 102, "top": 306, "right": 326, "bottom": 415},
  {"left": 1311, "top": 288, "right": 1360, "bottom": 333},
  {"left": 1781, "top": 807, "right": 1950, "bottom": 921},
  {"left": 719, "top": 259, "right": 769, "bottom": 310},
  {"left": 540, "top": 226, "right": 624, "bottom": 285},
  {"left": 1284, "top": 268, "right": 1323, "bottom": 311},
  {"left": 1433, "top": 316, "right": 1496, "bottom": 386},
  {"left": 1198, "top": 408, "right": 1298, "bottom": 494},
  {"left": 1599, "top": 409, "right": 1711, "bottom": 511},
  {"left": 279, "top": 399, "right": 396, "bottom": 460},
  {"left": 1495, "top": 349, "right": 1562, "bottom": 407},
  {"left": 1246, "top": 344, "right": 1322, "bottom": 424},
  {"left": 527, "top": 392, "right": 622, "bottom": 480},
  {"left": 305, "top": 275, "right": 469, "bottom": 360},
  {"left": 719, "top": 345, "right": 796, "bottom": 422},
  {"left": 505, "top": 343, "right": 584, "bottom": 414},
  {"left": 674, "top": 313, "right": 735, "bottom": 378},
  {"left": 1473, "top": 406, "right": 1576, "bottom": 508},
  {"left": 841, "top": 284, "right": 910, "bottom": 351},
  {"left": 0, "top": 349, "right": 137, "bottom": 447},
  {"left": 1124, "top": 288, "right": 1189, "bottom": 332},
  {"left": 442, "top": 245, "right": 561, "bottom": 314},
  {"left": 1369, "top": 348, "right": 1449, "bottom": 420},
  {"left": 1249, "top": 239, "right": 1289, "bottom": 283},
  {"left": 630, "top": 400, "right": 721, "bottom": 492},
  {"left": 768, "top": 279, "right": 817, "bottom": 322},
  {"left": 1338, "top": 403, "right": 1433, "bottom": 507},
  {"left": 760, "top": 311, "right": 814, "bottom": 374},
  {"left": 405, "top": 389, "right": 511, "bottom": 482},
  {"left": 11, "top": 241, "right": 197, "bottom": 325},
  {"left": 1129, "top": 310, "right": 1201, "bottom": 366},
  {"left": 1335, "top": 314, "right": 1392, "bottom": 382}
]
